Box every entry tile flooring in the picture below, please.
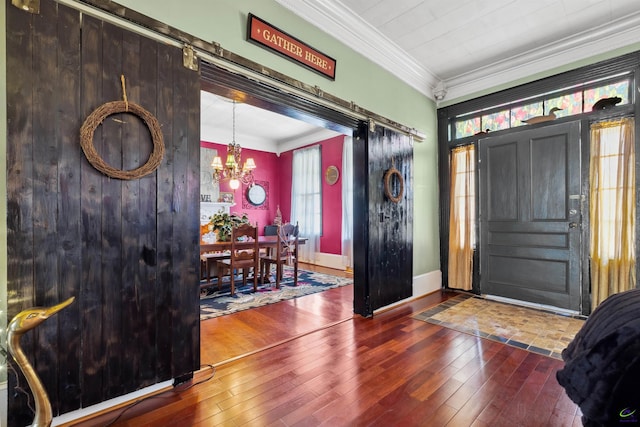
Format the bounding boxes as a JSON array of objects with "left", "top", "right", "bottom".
[{"left": 413, "top": 293, "right": 586, "bottom": 359}]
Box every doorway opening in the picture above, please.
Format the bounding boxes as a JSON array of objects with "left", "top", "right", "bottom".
[{"left": 198, "top": 68, "right": 357, "bottom": 322}]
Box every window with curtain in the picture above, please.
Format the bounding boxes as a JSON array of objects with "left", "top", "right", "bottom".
[
  {"left": 589, "top": 117, "right": 635, "bottom": 310},
  {"left": 448, "top": 144, "right": 475, "bottom": 290},
  {"left": 291, "top": 145, "right": 321, "bottom": 263}
]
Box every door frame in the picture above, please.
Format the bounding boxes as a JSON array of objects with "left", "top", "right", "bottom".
[
  {"left": 438, "top": 53, "right": 640, "bottom": 317},
  {"left": 440, "top": 110, "right": 638, "bottom": 316},
  {"left": 201, "top": 60, "right": 405, "bottom": 318}
]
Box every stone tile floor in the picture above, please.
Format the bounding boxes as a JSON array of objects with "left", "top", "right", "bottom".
[{"left": 413, "top": 293, "right": 585, "bottom": 359}]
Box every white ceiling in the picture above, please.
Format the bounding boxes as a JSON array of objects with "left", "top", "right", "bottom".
[
  {"left": 276, "top": 0, "right": 640, "bottom": 101},
  {"left": 200, "top": 91, "right": 344, "bottom": 154},
  {"left": 203, "top": 0, "right": 640, "bottom": 151}
]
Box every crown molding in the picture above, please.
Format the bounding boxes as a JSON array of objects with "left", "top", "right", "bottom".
[
  {"left": 276, "top": 0, "right": 640, "bottom": 102},
  {"left": 274, "top": 0, "right": 439, "bottom": 98},
  {"left": 444, "top": 11, "right": 640, "bottom": 102}
]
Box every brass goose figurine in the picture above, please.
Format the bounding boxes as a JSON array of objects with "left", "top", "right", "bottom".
[
  {"left": 522, "top": 107, "right": 562, "bottom": 124},
  {"left": 7, "top": 297, "right": 75, "bottom": 427}
]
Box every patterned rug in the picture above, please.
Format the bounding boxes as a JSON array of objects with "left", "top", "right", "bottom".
[
  {"left": 200, "top": 267, "right": 353, "bottom": 320},
  {"left": 413, "top": 294, "right": 586, "bottom": 359}
]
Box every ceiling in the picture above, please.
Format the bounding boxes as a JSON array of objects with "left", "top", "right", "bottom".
[
  {"left": 203, "top": 0, "right": 640, "bottom": 152},
  {"left": 276, "top": 0, "right": 640, "bottom": 101},
  {"left": 200, "top": 91, "right": 344, "bottom": 154}
]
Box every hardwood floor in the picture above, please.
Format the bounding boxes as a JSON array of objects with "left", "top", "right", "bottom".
[{"left": 70, "top": 265, "right": 581, "bottom": 426}]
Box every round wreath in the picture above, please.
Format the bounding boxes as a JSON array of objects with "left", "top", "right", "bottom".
[
  {"left": 80, "top": 100, "right": 165, "bottom": 180},
  {"left": 384, "top": 166, "right": 404, "bottom": 203}
]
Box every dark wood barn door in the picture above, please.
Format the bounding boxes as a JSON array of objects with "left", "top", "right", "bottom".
[
  {"left": 6, "top": 1, "right": 200, "bottom": 424},
  {"left": 478, "top": 121, "right": 582, "bottom": 311},
  {"left": 353, "top": 123, "right": 413, "bottom": 316}
]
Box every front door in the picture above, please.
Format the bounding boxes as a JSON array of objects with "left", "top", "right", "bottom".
[{"left": 478, "top": 121, "right": 582, "bottom": 311}]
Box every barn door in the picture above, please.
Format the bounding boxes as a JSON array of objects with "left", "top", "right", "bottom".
[
  {"left": 6, "top": 2, "right": 201, "bottom": 424},
  {"left": 478, "top": 121, "right": 582, "bottom": 311},
  {"left": 353, "top": 122, "right": 413, "bottom": 316}
]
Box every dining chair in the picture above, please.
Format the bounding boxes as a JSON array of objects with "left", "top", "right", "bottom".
[
  {"left": 216, "top": 222, "right": 259, "bottom": 296},
  {"left": 260, "top": 222, "right": 299, "bottom": 288},
  {"left": 200, "top": 251, "right": 229, "bottom": 288}
]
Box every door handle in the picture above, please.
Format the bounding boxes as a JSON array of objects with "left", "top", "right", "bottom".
[{"left": 569, "top": 222, "right": 579, "bottom": 229}]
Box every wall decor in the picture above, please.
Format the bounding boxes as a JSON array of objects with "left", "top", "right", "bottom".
[
  {"left": 247, "top": 183, "right": 267, "bottom": 206},
  {"left": 219, "top": 192, "right": 234, "bottom": 204},
  {"left": 325, "top": 165, "right": 340, "bottom": 185},
  {"left": 384, "top": 162, "right": 404, "bottom": 203},
  {"left": 201, "top": 146, "right": 220, "bottom": 201},
  {"left": 243, "top": 180, "right": 269, "bottom": 210},
  {"left": 80, "top": 75, "right": 165, "bottom": 180},
  {"left": 247, "top": 14, "right": 336, "bottom": 80}
]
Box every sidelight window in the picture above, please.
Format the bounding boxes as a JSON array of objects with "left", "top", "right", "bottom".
[
  {"left": 589, "top": 117, "right": 636, "bottom": 310},
  {"left": 448, "top": 144, "right": 475, "bottom": 290}
]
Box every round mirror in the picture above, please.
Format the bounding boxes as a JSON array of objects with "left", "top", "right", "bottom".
[{"left": 247, "top": 183, "right": 267, "bottom": 206}]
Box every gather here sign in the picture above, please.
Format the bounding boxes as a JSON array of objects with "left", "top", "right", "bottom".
[{"left": 247, "top": 14, "right": 337, "bottom": 80}]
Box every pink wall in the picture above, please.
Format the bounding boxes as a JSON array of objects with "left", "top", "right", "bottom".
[
  {"left": 201, "top": 135, "right": 345, "bottom": 253},
  {"left": 201, "top": 141, "right": 279, "bottom": 236},
  {"left": 278, "top": 150, "right": 293, "bottom": 225},
  {"left": 320, "top": 136, "right": 344, "bottom": 254}
]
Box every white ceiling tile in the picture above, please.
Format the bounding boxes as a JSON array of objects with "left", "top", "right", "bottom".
[
  {"left": 378, "top": 3, "right": 438, "bottom": 40},
  {"left": 358, "top": 0, "right": 424, "bottom": 27},
  {"left": 339, "top": 0, "right": 384, "bottom": 14}
]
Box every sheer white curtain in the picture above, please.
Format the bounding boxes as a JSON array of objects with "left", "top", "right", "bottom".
[
  {"left": 291, "top": 145, "right": 321, "bottom": 263},
  {"left": 341, "top": 136, "right": 354, "bottom": 270}
]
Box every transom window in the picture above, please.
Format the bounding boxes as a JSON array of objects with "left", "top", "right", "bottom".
[{"left": 453, "top": 77, "right": 631, "bottom": 140}]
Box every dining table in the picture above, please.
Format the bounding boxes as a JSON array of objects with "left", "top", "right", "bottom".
[
  {"left": 200, "top": 235, "right": 306, "bottom": 253},
  {"left": 200, "top": 235, "right": 306, "bottom": 285}
]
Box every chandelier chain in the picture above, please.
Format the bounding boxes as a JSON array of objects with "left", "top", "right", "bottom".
[{"left": 210, "top": 98, "right": 256, "bottom": 190}]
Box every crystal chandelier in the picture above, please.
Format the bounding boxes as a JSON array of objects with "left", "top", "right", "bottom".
[{"left": 211, "top": 100, "right": 256, "bottom": 190}]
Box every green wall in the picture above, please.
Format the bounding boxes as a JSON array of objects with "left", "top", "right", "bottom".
[{"left": 113, "top": 0, "right": 441, "bottom": 274}]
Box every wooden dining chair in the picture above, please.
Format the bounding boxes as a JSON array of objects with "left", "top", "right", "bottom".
[
  {"left": 260, "top": 222, "right": 299, "bottom": 288},
  {"left": 216, "top": 222, "right": 259, "bottom": 296}
]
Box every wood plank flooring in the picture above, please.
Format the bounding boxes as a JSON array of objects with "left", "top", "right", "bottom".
[{"left": 69, "top": 265, "right": 581, "bottom": 426}]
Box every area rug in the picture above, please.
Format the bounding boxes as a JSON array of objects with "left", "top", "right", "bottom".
[
  {"left": 200, "top": 267, "right": 353, "bottom": 320},
  {"left": 413, "top": 294, "right": 585, "bottom": 359}
]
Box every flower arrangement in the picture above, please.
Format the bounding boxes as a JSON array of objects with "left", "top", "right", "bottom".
[{"left": 209, "top": 211, "right": 250, "bottom": 242}]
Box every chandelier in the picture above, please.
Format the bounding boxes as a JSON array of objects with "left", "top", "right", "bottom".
[{"left": 211, "top": 100, "right": 256, "bottom": 190}]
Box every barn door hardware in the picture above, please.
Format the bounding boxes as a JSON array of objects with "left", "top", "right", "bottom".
[
  {"left": 183, "top": 45, "right": 199, "bottom": 71},
  {"left": 12, "top": 0, "right": 39, "bottom": 13}
]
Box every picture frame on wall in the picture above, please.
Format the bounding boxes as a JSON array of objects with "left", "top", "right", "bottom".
[{"left": 219, "top": 192, "right": 234, "bottom": 204}]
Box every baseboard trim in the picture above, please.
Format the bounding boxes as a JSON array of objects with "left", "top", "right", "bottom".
[
  {"left": 53, "top": 380, "right": 173, "bottom": 426},
  {"left": 413, "top": 269, "right": 443, "bottom": 297},
  {"left": 309, "top": 252, "right": 347, "bottom": 271},
  {"left": 372, "top": 269, "right": 443, "bottom": 315}
]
